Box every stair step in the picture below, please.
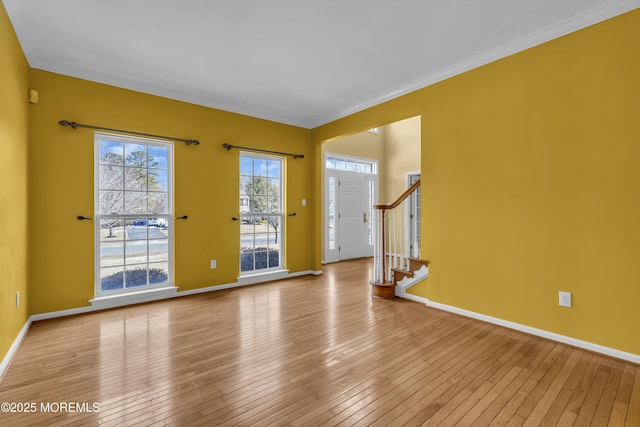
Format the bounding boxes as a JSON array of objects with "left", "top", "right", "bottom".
[
  {"left": 391, "top": 268, "right": 414, "bottom": 284},
  {"left": 408, "top": 258, "right": 430, "bottom": 271}
]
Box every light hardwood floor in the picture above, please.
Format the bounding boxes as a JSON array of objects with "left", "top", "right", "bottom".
[{"left": 0, "top": 258, "right": 639, "bottom": 426}]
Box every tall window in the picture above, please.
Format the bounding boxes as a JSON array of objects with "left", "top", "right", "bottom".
[
  {"left": 95, "top": 133, "right": 173, "bottom": 296},
  {"left": 239, "top": 153, "right": 283, "bottom": 274}
]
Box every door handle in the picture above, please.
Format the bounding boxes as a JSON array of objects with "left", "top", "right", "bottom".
[{"left": 363, "top": 212, "right": 368, "bottom": 223}]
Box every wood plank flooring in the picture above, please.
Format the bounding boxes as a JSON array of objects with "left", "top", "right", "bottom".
[{"left": 0, "top": 258, "right": 638, "bottom": 426}]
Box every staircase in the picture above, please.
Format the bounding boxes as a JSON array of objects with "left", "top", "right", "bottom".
[
  {"left": 392, "top": 258, "right": 429, "bottom": 298},
  {"left": 370, "top": 180, "right": 430, "bottom": 298},
  {"left": 371, "top": 257, "right": 430, "bottom": 298}
]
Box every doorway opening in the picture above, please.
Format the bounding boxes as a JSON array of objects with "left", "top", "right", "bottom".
[
  {"left": 324, "top": 154, "right": 377, "bottom": 263},
  {"left": 322, "top": 116, "right": 421, "bottom": 263}
]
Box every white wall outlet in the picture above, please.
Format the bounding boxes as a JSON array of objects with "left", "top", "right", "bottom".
[
  {"left": 559, "top": 291, "right": 572, "bottom": 308},
  {"left": 210, "top": 260, "right": 217, "bottom": 269},
  {"left": 302, "top": 198, "right": 307, "bottom": 207},
  {"left": 16, "top": 291, "right": 20, "bottom": 308}
]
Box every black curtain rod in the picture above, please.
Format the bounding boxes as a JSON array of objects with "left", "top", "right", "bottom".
[
  {"left": 58, "top": 120, "right": 200, "bottom": 146},
  {"left": 222, "top": 143, "right": 303, "bottom": 159}
]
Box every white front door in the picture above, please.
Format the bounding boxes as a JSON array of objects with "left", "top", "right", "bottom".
[
  {"left": 339, "top": 173, "right": 369, "bottom": 259},
  {"left": 325, "top": 170, "right": 376, "bottom": 262}
]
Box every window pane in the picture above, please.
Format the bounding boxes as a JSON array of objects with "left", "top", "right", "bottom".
[
  {"left": 267, "top": 231, "right": 279, "bottom": 247},
  {"left": 125, "top": 192, "right": 146, "bottom": 214},
  {"left": 148, "top": 263, "right": 169, "bottom": 285},
  {"left": 268, "top": 197, "right": 280, "bottom": 213},
  {"left": 126, "top": 240, "right": 147, "bottom": 265},
  {"left": 125, "top": 144, "right": 147, "bottom": 167},
  {"left": 100, "top": 219, "right": 123, "bottom": 241},
  {"left": 268, "top": 160, "right": 280, "bottom": 178},
  {"left": 124, "top": 168, "right": 146, "bottom": 191},
  {"left": 252, "top": 177, "right": 267, "bottom": 196},
  {"left": 254, "top": 158, "right": 267, "bottom": 176},
  {"left": 336, "top": 159, "right": 345, "bottom": 170},
  {"left": 253, "top": 232, "right": 269, "bottom": 251},
  {"left": 148, "top": 145, "right": 168, "bottom": 169},
  {"left": 269, "top": 217, "right": 280, "bottom": 240},
  {"left": 251, "top": 196, "right": 266, "bottom": 213},
  {"left": 125, "top": 220, "right": 147, "bottom": 239},
  {"left": 326, "top": 158, "right": 336, "bottom": 169},
  {"left": 125, "top": 266, "right": 148, "bottom": 288},
  {"left": 101, "top": 267, "right": 124, "bottom": 291},
  {"left": 267, "top": 250, "right": 279, "bottom": 269},
  {"left": 240, "top": 176, "right": 252, "bottom": 195},
  {"left": 99, "top": 141, "right": 123, "bottom": 165},
  {"left": 100, "top": 191, "right": 123, "bottom": 214},
  {"left": 150, "top": 169, "right": 168, "bottom": 191},
  {"left": 267, "top": 178, "right": 279, "bottom": 196},
  {"left": 254, "top": 250, "right": 268, "bottom": 269},
  {"left": 240, "top": 157, "right": 253, "bottom": 176},
  {"left": 240, "top": 253, "right": 254, "bottom": 272},
  {"left": 148, "top": 193, "right": 168, "bottom": 214},
  {"left": 99, "top": 165, "right": 122, "bottom": 190},
  {"left": 148, "top": 239, "right": 169, "bottom": 262},
  {"left": 100, "top": 241, "right": 124, "bottom": 267}
]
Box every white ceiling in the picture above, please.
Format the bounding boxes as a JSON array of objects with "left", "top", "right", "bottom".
[{"left": 3, "top": 1, "right": 639, "bottom": 128}]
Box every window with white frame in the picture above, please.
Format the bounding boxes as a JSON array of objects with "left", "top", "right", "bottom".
[
  {"left": 95, "top": 133, "right": 173, "bottom": 296},
  {"left": 239, "top": 153, "right": 284, "bottom": 274},
  {"left": 325, "top": 155, "right": 376, "bottom": 174}
]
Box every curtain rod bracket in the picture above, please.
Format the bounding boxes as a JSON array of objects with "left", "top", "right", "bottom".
[{"left": 59, "top": 120, "right": 199, "bottom": 146}]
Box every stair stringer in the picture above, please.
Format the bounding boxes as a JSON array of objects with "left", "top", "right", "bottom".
[{"left": 395, "top": 265, "right": 428, "bottom": 298}]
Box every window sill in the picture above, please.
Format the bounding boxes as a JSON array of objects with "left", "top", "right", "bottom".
[
  {"left": 90, "top": 286, "right": 178, "bottom": 310},
  {"left": 237, "top": 269, "right": 290, "bottom": 286}
]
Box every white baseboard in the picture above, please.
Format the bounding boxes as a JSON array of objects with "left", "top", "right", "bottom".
[
  {"left": 0, "top": 319, "right": 32, "bottom": 381},
  {"left": 179, "top": 269, "right": 320, "bottom": 296},
  {"left": 423, "top": 299, "right": 640, "bottom": 365},
  {"left": 402, "top": 292, "right": 429, "bottom": 305},
  {"left": 89, "top": 286, "right": 179, "bottom": 310}
]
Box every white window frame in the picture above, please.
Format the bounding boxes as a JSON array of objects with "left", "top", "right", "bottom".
[
  {"left": 239, "top": 152, "right": 285, "bottom": 275},
  {"left": 94, "top": 132, "right": 174, "bottom": 298}
]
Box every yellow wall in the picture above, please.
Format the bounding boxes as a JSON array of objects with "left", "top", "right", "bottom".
[
  {"left": 312, "top": 10, "right": 640, "bottom": 355},
  {"left": 27, "top": 70, "right": 314, "bottom": 314},
  {"left": 0, "top": 3, "right": 29, "bottom": 363},
  {"left": 382, "top": 116, "right": 420, "bottom": 204}
]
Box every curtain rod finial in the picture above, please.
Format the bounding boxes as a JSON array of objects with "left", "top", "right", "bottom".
[{"left": 59, "top": 120, "right": 78, "bottom": 129}]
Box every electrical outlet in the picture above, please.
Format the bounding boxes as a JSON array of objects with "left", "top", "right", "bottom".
[
  {"left": 559, "top": 291, "right": 572, "bottom": 308},
  {"left": 16, "top": 291, "right": 20, "bottom": 308},
  {"left": 210, "top": 260, "right": 217, "bottom": 269}
]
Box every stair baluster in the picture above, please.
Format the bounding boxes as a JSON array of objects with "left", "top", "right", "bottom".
[{"left": 371, "top": 179, "right": 426, "bottom": 298}]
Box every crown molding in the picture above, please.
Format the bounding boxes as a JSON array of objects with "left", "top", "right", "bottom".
[
  {"left": 310, "top": 0, "right": 640, "bottom": 129},
  {"left": 5, "top": 0, "right": 639, "bottom": 129}
]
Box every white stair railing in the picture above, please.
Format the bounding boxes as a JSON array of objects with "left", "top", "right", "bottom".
[{"left": 372, "top": 179, "right": 421, "bottom": 285}]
